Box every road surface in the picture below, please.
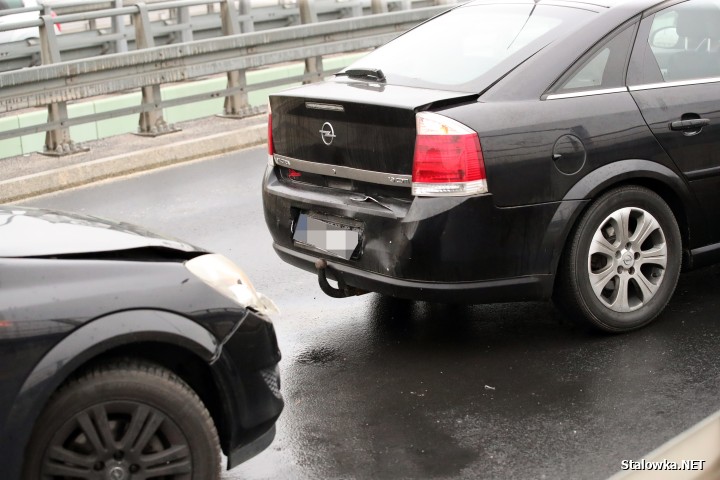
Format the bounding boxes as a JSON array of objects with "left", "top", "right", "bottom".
[{"left": 24, "top": 146, "right": 720, "bottom": 479}]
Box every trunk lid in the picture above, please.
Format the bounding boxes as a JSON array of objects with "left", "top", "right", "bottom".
[{"left": 270, "top": 80, "right": 477, "bottom": 176}]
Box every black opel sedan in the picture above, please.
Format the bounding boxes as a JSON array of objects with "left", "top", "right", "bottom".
[
  {"left": 0, "top": 206, "right": 282, "bottom": 480},
  {"left": 264, "top": 0, "right": 720, "bottom": 332}
]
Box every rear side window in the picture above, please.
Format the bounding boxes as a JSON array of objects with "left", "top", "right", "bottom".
[
  {"left": 347, "top": 4, "right": 595, "bottom": 92},
  {"left": 556, "top": 23, "right": 637, "bottom": 92}
]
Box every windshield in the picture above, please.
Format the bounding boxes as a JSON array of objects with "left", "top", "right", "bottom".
[{"left": 346, "top": 3, "right": 596, "bottom": 92}]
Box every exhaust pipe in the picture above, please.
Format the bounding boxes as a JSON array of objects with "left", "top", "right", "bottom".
[{"left": 315, "top": 259, "right": 367, "bottom": 298}]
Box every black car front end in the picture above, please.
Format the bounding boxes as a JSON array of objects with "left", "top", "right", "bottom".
[
  {"left": 213, "top": 306, "right": 284, "bottom": 468},
  {"left": 0, "top": 206, "right": 284, "bottom": 479}
]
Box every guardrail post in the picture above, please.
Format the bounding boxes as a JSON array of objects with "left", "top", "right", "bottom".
[
  {"left": 39, "top": 14, "right": 89, "bottom": 156},
  {"left": 239, "top": 0, "right": 253, "bottom": 33},
  {"left": 176, "top": 6, "right": 193, "bottom": 43},
  {"left": 133, "top": 3, "right": 178, "bottom": 136},
  {"left": 389, "top": 0, "right": 412, "bottom": 10},
  {"left": 112, "top": 0, "right": 129, "bottom": 53},
  {"left": 39, "top": 15, "right": 60, "bottom": 65},
  {"left": 218, "top": 0, "right": 258, "bottom": 118},
  {"left": 371, "top": 0, "right": 388, "bottom": 13},
  {"left": 348, "top": 1, "right": 364, "bottom": 18},
  {"left": 219, "top": 0, "right": 240, "bottom": 36},
  {"left": 299, "top": 0, "right": 322, "bottom": 83}
]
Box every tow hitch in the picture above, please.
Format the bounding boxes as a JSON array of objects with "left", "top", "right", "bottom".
[{"left": 315, "top": 259, "right": 367, "bottom": 298}]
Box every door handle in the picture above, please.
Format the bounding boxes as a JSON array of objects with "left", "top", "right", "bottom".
[{"left": 669, "top": 118, "right": 710, "bottom": 131}]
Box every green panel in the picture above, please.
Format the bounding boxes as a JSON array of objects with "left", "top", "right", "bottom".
[
  {"left": 246, "top": 63, "right": 304, "bottom": 109},
  {"left": 323, "top": 53, "right": 365, "bottom": 70},
  {"left": 68, "top": 102, "right": 98, "bottom": 142},
  {"left": 248, "top": 85, "right": 301, "bottom": 109},
  {"left": 18, "top": 110, "right": 46, "bottom": 155},
  {"left": 163, "top": 78, "right": 225, "bottom": 123},
  {"left": 94, "top": 92, "right": 142, "bottom": 138},
  {"left": 244, "top": 54, "right": 362, "bottom": 108},
  {"left": 248, "top": 63, "right": 305, "bottom": 84},
  {"left": 0, "top": 116, "right": 22, "bottom": 157}
]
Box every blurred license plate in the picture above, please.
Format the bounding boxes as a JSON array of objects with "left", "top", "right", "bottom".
[{"left": 293, "top": 213, "right": 361, "bottom": 260}]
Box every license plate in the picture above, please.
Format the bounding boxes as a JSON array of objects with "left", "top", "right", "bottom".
[{"left": 293, "top": 213, "right": 361, "bottom": 260}]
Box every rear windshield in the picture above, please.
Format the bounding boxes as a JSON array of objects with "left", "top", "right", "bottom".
[{"left": 346, "top": 3, "right": 596, "bottom": 92}]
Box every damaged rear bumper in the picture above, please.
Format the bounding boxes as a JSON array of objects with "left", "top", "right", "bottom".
[
  {"left": 275, "top": 243, "right": 552, "bottom": 303},
  {"left": 263, "top": 166, "right": 568, "bottom": 304}
]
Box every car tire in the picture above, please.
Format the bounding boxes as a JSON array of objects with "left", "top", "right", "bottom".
[
  {"left": 22, "top": 360, "right": 221, "bottom": 480},
  {"left": 555, "top": 185, "right": 681, "bottom": 332}
]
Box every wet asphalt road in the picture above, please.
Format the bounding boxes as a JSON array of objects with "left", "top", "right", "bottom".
[{"left": 23, "top": 146, "right": 720, "bottom": 480}]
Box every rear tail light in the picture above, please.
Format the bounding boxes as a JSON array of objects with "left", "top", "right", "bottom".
[
  {"left": 412, "top": 112, "right": 487, "bottom": 197},
  {"left": 267, "top": 102, "right": 275, "bottom": 166}
]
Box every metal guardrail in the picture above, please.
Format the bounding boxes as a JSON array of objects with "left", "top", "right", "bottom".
[
  {"left": 0, "top": 1, "right": 450, "bottom": 73},
  {"left": 0, "top": 0, "right": 455, "bottom": 156},
  {"left": 0, "top": 1, "right": 368, "bottom": 72}
]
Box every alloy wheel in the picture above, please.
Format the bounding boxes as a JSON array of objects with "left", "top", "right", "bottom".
[
  {"left": 41, "top": 401, "right": 192, "bottom": 480},
  {"left": 587, "top": 207, "right": 667, "bottom": 313}
]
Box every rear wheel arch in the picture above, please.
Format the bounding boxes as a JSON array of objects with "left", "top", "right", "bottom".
[
  {"left": 619, "top": 177, "right": 690, "bottom": 259},
  {"left": 549, "top": 161, "right": 695, "bottom": 281},
  {"left": 560, "top": 177, "right": 690, "bottom": 268}
]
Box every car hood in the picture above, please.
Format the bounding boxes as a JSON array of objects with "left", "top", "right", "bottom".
[{"left": 0, "top": 206, "right": 202, "bottom": 258}]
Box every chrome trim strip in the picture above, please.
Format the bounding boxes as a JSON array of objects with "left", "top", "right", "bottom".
[
  {"left": 629, "top": 76, "right": 720, "bottom": 91},
  {"left": 545, "top": 87, "right": 627, "bottom": 100},
  {"left": 273, "top": 154, "right": 412, "bottom": 188},
  {"left": 305, "top": 102, "right": 345, "bottom": 112},
  {"left": 685, "top": 165, "right": 720, "bottom": 181}
]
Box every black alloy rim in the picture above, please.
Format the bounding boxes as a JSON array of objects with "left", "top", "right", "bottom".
[{"left": 41, "top": 401, "right": 192, "bottom": 480}]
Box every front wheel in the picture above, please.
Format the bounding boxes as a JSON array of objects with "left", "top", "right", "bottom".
[
  {"left": 22, "top": 360, "right": 221, "bottom": 480},
  {"left": 555, "top": 186, "right": 682, "bottom": 332}
]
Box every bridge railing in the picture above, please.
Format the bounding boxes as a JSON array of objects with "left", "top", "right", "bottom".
[{"left": 0, "top": 0, "right": 456, "bottom": 156}]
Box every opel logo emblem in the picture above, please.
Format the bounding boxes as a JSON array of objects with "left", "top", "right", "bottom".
[
  {"left": 108, "top": 466, "right": 127, "bottom": 480},
  {"left": 622, "top": 253, "right": 633, "bottom": 267},
  {"left": 319, "top": 122, "right": 336, "bottom": 146}
]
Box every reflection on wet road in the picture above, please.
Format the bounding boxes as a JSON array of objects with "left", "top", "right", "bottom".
[
  {"left": 235, "top": 284, "right": 720, "bottom": 480},
  {"left": 26, "top": 147, "right": 720, "bottom": 479}
]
